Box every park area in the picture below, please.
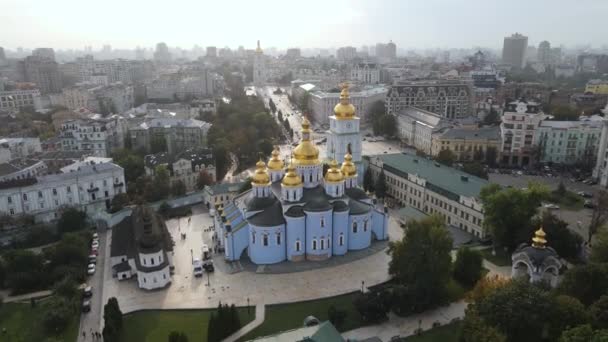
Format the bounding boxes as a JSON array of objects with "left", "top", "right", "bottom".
[
  {"left": 0, "top": 299, "right": 80, "bottom": 342},
  {"left": 118, "top": 307, "right": 254, "bottom": 342}
]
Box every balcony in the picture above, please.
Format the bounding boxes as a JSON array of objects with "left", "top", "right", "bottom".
[{"left": 113, "top": 182, "right": 124, "bottom": 187}]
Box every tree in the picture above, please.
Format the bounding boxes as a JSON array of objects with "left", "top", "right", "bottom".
[
  {"left": 171, "top": 180, "right": 186, "bottom": 197},
  {"left": 474, "top": 280, "right": 551, "bottom": 342},
  {"left": 591, "top": 229, "right": 608, "bottom": 263},
  {"left": 557, "top": 263, "right": 608, "bottom": 305},
  {"left": 197, "top": 170, "right": 214, "bottom": 190},
  {"left": 145, "top": 165, "right": 170, "bottom": 202},
  {"left": 43, "top": 298, "right": 72, "bottom": 334},
  {"left": 388, "top": 215, "right": 453, "bottom": 312},
  {"left": 591, "top": 295, "right": 608, "bottom": 329},
  {"left": 533, "top": 212, "right": 581, "bottom": 260},
  {"left": 363, "top": 167, "right": 374, "bottom": 192},
  {"left": 168, "top": 331, "right": 189, "bottom": 342},
  {"left": 463, "top": 162, "right": 488, "bottom": 179},
  {"left": 551, "top": 105, "right": 579, "bottom": 121},
  {"left": 52, "top": 276, "right": 79, "bottom": 300},
  {"left": 110, "top": 193, "right": 130, "bottom": 213},
  {"left": 453, "top": 247, "right": 483, "bottom": 287},
  {"left": 375, "top": 170, "right": 387, "bottom": 199},
  {"left": 56, "top": 208, "right": 87, "bottom": 234},
  {"left": 354, "top": 291, "right": 390, "bottom": 323},
  {"left": 483, "top": 109, "right": 500, "bottom": 125},
  {"left": 480, "top": 183, "right": 548, "bottom": 251},
  {"left": 3, "top": 249, "right": 47, "bottom": 293},
  {"left": 327, "top": 305, "right": 347, "bottom": 329},
  {"left": 112, "top": 148, "right": 145, "bottom": 183},
  {"left": 589, "top": 190, "right": 608, "bottom": 244},
  {"left": 556, "top": 181, "right": 567, "bottom": 196},
  {"left": 103, "top": 297, "right": 123, "bottom": 341},
  {"left": 460, "top": 311, "right": 507, "bottom": 342},
  {"left": 560, "top": 324, "right": 608, "bottom": 342},
  {"left": 436, "top": 149, "right": 455, "bottom": 166},
  {"left": 548, "top": 295, "right": 591, "bottom": 340}
]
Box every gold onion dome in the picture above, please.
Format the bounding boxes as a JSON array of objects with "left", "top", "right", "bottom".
[
  {"left": 293, "top": 117, "right": 319, "bottom": 165},
  {"left": 532, "top": 226, "right": 547, "bottom": 248},
  {"left": 267, "top": 147, "right": 284, "bottom": 170},
  {"left": 325, "top": 159, "right": 344, "bottom": 183},
  {"left": 251, "top": 160, "right": 271, "bottom": 185},
  {"left": 341, "top": 153, "right": 357, "bottom": 177},
  {"left": 334, "top": 83, "right": 356, "bottom": 120},
  {"left": 282, "top": 162, "right": 302, "bottom": 187}
]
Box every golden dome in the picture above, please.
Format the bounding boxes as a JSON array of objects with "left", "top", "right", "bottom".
[
  {"left": 325, "top": 159, "right": 344, "bottom": 183},
  {"left": 341, "top": 153, "right": 357, "bottom": 177},
  {"left": 256, "top": 40, "right": 263, "bottom": 54},
  {"left": 532, "top": 226, "right": 547, "bottom": 248},
  {"left": 293, "top": 117, "right": 320, "bottom": 165},
  {"left": 267, "top": 147, "right": 284, "bottom": 171},
  {"left": 251, "top": 160, "right": 271, "bottom": 185},
  {"left": 333, "top": 83, "right": 356, "bottom": 120},
  {"left": 282, "top": 162, "right": 302, "bottom": 187}
]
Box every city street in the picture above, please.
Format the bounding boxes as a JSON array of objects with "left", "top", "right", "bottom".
[{"left": 77, "top": 230, "right": 107, "bottom": 341}]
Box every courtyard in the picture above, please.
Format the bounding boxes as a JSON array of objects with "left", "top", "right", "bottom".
[{"left": 101, "top": 204, "right": 400, "bottom": 314}]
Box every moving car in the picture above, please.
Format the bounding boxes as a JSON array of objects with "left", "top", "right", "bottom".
[{"left": 82, "top": 300, "right": 91, "bottom": 313}]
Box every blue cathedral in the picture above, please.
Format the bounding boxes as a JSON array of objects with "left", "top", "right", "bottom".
[{"left": 214, "top": 85, "right": 389, "bottom": 265}]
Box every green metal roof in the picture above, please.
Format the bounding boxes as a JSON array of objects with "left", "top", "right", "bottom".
[{"left": 370, "top": 153, "right": 489, "bottom": 198}]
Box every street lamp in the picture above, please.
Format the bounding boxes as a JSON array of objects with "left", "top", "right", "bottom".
[
  {"left": 247, "top": 297, "right": 250, "bottom": 315},
  {"left": 361, "top": 280, "right": 365, "bottom": 293}
]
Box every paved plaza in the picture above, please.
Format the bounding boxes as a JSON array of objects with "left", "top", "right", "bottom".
[{"left": 101, "top": 204, "right": 403, "bottom": 314}]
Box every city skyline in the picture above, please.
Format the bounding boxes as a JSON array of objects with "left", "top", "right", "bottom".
[{"left": 2, "top": 0, "right": 607, "bottom": 51}]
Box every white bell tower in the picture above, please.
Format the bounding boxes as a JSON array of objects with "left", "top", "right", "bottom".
[
  {"left": 253, "top": 40, "right": 266, "bottom": 86},
  {"left": 326, "top": 83, "right": 362, "bottom": 167}
]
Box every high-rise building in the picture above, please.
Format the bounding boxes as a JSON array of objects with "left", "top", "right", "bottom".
[
  {"left": 32, "top": 48, "right": 56, "bottom": 61},
  {"left": 23, "top": 55, "right": 63, "bottom": 94},
  {"left": 375, "top": 41, "right": 397, "bottom": 61},
  {"left": 153, "top": 42, "right": 172, "bottom": 65},
  {"left": 253, "top": 40, "right": 267, "bottom": 86},
  {"left": 286, "top": 48, "right": 301, "bottom": 59},
  {"left": 336, "top": 46, "right": 357, "bottom": 61},
  {"left": 206, "top": 46, "right": 217, "bottom": 58},
  {"left": 537, "top": 41, "right": 551, "bottom": 65},
  {"left": 502, "top": 33, "right": 528, "bottom": 69}
]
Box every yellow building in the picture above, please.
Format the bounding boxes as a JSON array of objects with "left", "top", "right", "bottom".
[
  {"left": 431, "top": 126, "right": 501, "bottom": 162},
  {"left": 585, "top": 80, "right": 608, "bottom": 95}
]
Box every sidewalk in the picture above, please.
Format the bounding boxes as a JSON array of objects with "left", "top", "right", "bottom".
[
  {"left": 342, "top": 300, "right": 467, "bottom": 341},
  {"left": 223, "top": 304, "right": 265, "bottom": 342}
]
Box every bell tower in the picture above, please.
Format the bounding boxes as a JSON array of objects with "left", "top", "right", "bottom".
[
  {"left": 253, "top": 40, "right": 266, "bottom": 86},
  {"left": 326, "top": 83, "right": 362, "bottom": 172}
]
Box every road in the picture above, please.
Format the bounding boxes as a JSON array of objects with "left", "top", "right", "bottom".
[{"left": 76, "top": 229, "right": 107, "bottom": 341}]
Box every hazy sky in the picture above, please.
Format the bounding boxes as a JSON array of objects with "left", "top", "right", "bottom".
[{"left": 1, "top": 0, "right": 606, "bottom": 50}]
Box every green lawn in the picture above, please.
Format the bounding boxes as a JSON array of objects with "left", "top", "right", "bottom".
[
  {"left": 237, "top": 292, "right": 363, "bottom": 341},
  {"left": 479, "top": 247, "right": 511, "bottom": 266},
  {"left": 0, "top": 300, "right": 80, "bottom": 342},
  {"left": 119, "top": 307, "right": 254, "bottom": 342},
  {"left": 402, "top": 321, "right": 462, "bottom": 341}
]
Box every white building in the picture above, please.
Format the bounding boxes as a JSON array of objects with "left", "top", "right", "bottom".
[
  {"left": 396, "top": 107, "right": 451, "bottom": 155},
  {"left": 62, "top": 83, "right": 134, "bottom": 113},
  {"left": 0, "top": 162, "right": 126, "bottom": 222},
  {"left": 60, "top": 156, "right": 113, "bottom": 173},
  {"left": 110, "top": 206, "right": 173, "bottom": 290},
  {"left": 0, "top": 138, "right": 42, "bottom": 160},
  {"left": 593, "top": 118, "right": 608, "bottom": 187},
  {"left": 59, "top": 119, "right": 110, "bottom": 157},
  {"left": 367, "top": 153, "right": 488, "bottom": 238},
  {"left": 535, "top": 118, "right": 602, "bottom": 165},
  {"left": 129, "top": 118, "right": 211, "bottom": 154},
  {"left": 0, "top": 89, "right": 42, "bottom": 112},
  {"left": 0, "top": 159, "right": 47, "bottom": 182},
  {"left": 309, "top": 86, "right": 387, "bottom": 124},
  {"left": 500, "top": 100, "right": 545, "bottom": 166},
  {"left": 350, "top": 63, "right": 380, "bottom": 84}
]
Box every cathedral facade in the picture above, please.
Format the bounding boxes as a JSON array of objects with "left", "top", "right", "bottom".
[{"left": 215, "top": 85, "right": 389, "bottom": 265}]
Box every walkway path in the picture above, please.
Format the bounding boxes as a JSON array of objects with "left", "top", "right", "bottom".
[
  {"left": 342, "top": 300, "right": 467, "bottom": 341},
  {"left": 2, "top": 289, "right": 52, "bottom": 303},
  {"left": 223, "top": 304, "right": 265, "bottom": 342}
]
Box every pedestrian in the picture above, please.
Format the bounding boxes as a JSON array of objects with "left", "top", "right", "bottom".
[{"left": 82, "top": 331, "right": 86, "bottom": 339}]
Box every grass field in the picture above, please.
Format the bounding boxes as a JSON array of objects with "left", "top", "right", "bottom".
[
  {"left": 402, "top": 321, "right": 462, "bottom": 341},
  {"left": 0, "top": 300, "right": 80, "bottom": 342},
  {"left": 119, "top": 307, "right": 254, "bottom": 342},
  {"left": 480, "top": 247, "right": 511, "bottom": 266},
  {"left": 237, "top": 292, "right": 363, "bottom": 341}
]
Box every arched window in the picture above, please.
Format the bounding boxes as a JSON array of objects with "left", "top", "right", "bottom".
[
  {"left": 263, "top": 234, "right": 269, "bottom": 246},
  {"left": 276, "top": 233, "right": 281, "bottom": 245},
  {"left": 339, "top": 233, "right": 344, "bottom": 246},
  {"left": 364, "top": 219, "right": 368, "bottom": 232},
  {"left": 320, "top": 239, "right": 325, "bottom": 250},
  {"left": 252, "top": 232, "right": 256, "bottom": 244},
  {"left": 320, "top": 217, "right": 325, "bottom": 228},
  {"left": 353, "top": 221, "right": 358, "bottom": 233},
  {"left": 295, "top": 240, "right": 301, "bottom": 252},
  {"left": 150, "top": 258, "right": 155, "bottom": 265},
  {"left": 312, "top": 239, "right": 317, "bottom": 250}
]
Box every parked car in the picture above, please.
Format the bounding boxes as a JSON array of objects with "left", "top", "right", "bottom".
[
  {"left": 91, "top": 241, "right": 99, "bottom": 249},
  {"left": 83, "top": 285, "right": 93, "bottom": 298},
  {"left": 543, "top": 203, "right": 560, "bottom": 210},
  {"left": 584, "top": 200, "right": 595, "bottom": 209},
  {"left": 577, "top": 191, "right": 593, "bottom": 198},
  {"left": 88, "top": 255, "right": 97, "bottom": 264},
  {"left": 82, "top": 300, "right": 91, "bottom": 313},
  {"left": 87, "top": 263, "right": 96, "bottom": 275}
]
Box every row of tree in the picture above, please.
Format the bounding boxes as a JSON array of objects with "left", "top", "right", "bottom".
[
  {"left": 369, "top": 101, "right": 396, "bottom": 137},
  {"left": 207, "top": 302, "right": 242, "bottom": 342}
]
